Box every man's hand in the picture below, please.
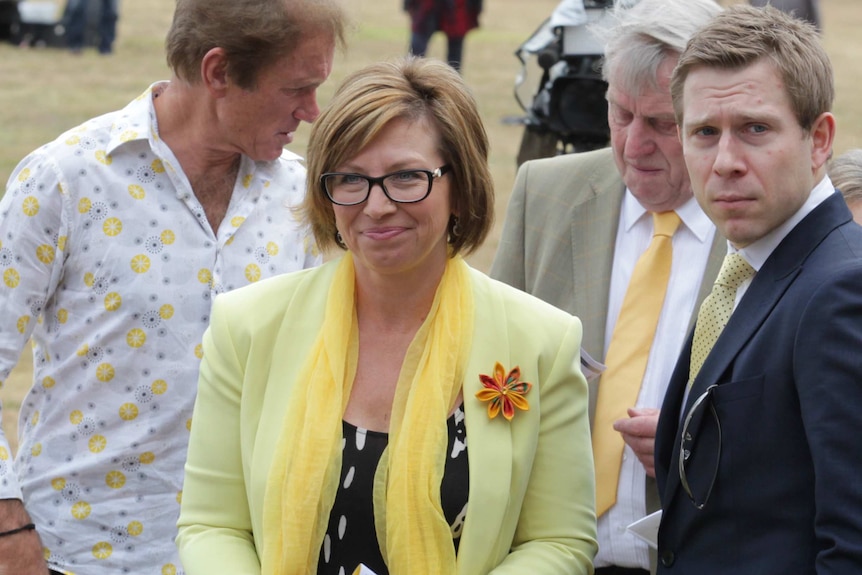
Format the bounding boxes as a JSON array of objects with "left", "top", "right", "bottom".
[
  {"left": 613, "top": 407, "right": 660, "bottom": 478},
  {"left": 0, "top": 499, "right": 49, "bottom": 575}
]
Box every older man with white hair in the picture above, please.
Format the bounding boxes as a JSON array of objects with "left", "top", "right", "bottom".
[{"left": 492, "top": 0, "right": 724, "bottom": 573}]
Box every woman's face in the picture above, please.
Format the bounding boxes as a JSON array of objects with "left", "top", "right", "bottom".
[{"left": 332, "top": 116, "right": 454, "bottom": 282}]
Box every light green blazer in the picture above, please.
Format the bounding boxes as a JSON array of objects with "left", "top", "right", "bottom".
[{"left": 176, "top": 258, "right": 598, "bottom": 574}]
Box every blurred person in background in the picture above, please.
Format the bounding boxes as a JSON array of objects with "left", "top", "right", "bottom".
[
  {"left": 0, "top": 0, "right": 345, "bottom": 573},
  {"left": 491, "top": 0, "right": 723, "bottom": 573},
  {"left": 176, "top": 56, "right": 597, "bottom": 575},
  {"left": 829, "top": 148, "right": 862, "bottom": 224},
  {"left": 64, "top": 0, "right": 120, "bottom": 54},
  {"left": 749, "top": 0, "right": 821, "bottom": 30},
  {"left": 404, "top": 0, "right": 482, "bottom": 72}
]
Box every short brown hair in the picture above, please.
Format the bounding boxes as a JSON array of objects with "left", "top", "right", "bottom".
[
  {"left": 165, "top": 0, "right": 347, "bottom": 90},
  {"left": 302, "top": 56, "right": 494, "bottom": 256},
  {"left": 670, "top": 4, "right": 833, "bottom": 131}
]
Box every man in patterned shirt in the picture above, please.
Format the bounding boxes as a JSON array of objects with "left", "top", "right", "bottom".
[{"left": 0, "top": 1, "right": 346, "bottom": 573}]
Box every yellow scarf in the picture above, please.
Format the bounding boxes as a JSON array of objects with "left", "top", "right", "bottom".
[{"left": 261, "top": 253, "right": 474, "bottom": 575}]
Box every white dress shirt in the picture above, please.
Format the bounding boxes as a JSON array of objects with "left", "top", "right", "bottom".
[{"left": 595, "top": 191, "right": 716, "bottom": 569}]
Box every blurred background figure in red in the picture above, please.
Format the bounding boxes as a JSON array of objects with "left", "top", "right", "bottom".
[{"left": 404, "top": 0, "right": 482, "bottom": 72}]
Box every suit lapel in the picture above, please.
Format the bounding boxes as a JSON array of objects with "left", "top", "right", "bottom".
[
  {"left": 686, "top": 193, "right": 849, "bottom": 401},
  {"left": 655, "top": 335, "right": 691, "bottom": 517},
  {"left": 660, "top": 265, "right": 800, "bottom": 512},
  {"left": 569, "top": 151, "right": 623, "bottom": 362},
  {"left": 662, "top": 192, "right": 852, "bottom": 507},
  {"left": 457, "top": 272, "right": 514, "bottom": 574},
  {"left": 685, "top": 268, "right": 798, "bottom": 402},
  {"left": 563, "top": 151, "right": 624, "bottom": 421}
]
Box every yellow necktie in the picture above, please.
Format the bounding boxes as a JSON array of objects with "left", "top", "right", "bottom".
[
  {"left": 688, "top": 253, "right": 755, "bottom": 386},
  {"left": 593, "top": 211, "right": 681, "bottom": 518}
]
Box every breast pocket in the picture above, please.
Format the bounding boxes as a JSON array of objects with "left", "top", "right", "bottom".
[{"left": 712, "top": 374, "right": 764, "bottom": 405}]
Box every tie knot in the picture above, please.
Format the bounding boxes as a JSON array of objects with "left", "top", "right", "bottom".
[
  {"left": 716, "top": 253, "right": 755, "bottom": 290},
  {"left": 652, "top": 211, "right": 681, "bottom": 238}
]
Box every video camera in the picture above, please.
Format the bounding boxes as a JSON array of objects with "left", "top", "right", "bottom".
[{"left": 515, "top": 0, "right": 613, "bottom": 164}]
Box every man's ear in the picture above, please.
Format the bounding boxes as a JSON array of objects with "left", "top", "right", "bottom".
[
  {"left": 809, "top": 111, "right": 836, "bottom": 172},
  {"left": 200, "top": 47, "right": 230, "bottom": 98}
]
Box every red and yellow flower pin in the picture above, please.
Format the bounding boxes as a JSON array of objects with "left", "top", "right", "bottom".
[{"left": 476, "top": 362, "right": 532, "bottom": 420}]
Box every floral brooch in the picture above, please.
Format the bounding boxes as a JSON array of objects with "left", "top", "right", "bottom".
[{"left": 476, "top": 362, "right": 532, "bottom": 421}]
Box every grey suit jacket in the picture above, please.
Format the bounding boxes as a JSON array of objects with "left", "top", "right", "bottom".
[{"left": 490, "top": 147, "right": 725, "bottom": 570}]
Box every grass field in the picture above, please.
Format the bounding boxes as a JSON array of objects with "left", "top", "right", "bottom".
[{"left": 1, "top": 0, "right": 861, "bottom": 454}]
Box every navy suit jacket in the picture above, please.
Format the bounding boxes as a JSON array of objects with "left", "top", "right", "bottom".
[{"left": 655, "top": 192, "right": 862, "bottom": 574}]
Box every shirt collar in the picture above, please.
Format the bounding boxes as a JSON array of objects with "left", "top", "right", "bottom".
[
  {"left": 735, "top": 175, "right": 834, "bottom": 270},
  {"left": 105, "top": 82, "right": 166, "bottom": 155},
  {"left": 622, "top": 189, "right": 715, "bottom": 243},
  {"left": 104, "top": 81, "right": 304, "bottom": 166}
]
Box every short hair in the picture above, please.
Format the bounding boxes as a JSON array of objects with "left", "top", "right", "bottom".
[
  {"left": 302, "top": 56, "right": 494, "bottom": 256},
  {"left": 592, "top": 0, "right": 721, "bottom": 95},
  {"left": 829, "top": 149, "right": 862, "bottom": 205},
  {"left": 670, "top": 4, "right": 833, "bottom": 131},
  {"left": 165, "top": 0, "right": 347, "bottom": 90}
]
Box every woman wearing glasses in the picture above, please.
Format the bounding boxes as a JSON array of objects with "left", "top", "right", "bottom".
[{"left": 176, "top": 56, "right": 597, "bottom": 575}]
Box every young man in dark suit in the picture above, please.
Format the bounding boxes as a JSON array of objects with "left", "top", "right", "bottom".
[{"left": 655, "top": 5, "right": 862, "bottom": 573}]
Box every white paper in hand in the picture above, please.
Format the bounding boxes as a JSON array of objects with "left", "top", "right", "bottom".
[
  {"left": 351, "top": 564, "right": 380, "bottom": 575},
  {"left": 580, "top": 347, "right": 607, "bottom": 382}
]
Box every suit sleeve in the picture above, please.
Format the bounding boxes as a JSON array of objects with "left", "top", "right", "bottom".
[
  {"left": 794, "top": 263, "right": 862, "bottom": 573},
  {"left": 489, "top": 162, "right": 531, "bottom": 291},
  {"left": 176, "top": 296, "right": 261, "bottom": 574},
  {"left": 490, "top": 316, "right": 598, "bottom": 573}
]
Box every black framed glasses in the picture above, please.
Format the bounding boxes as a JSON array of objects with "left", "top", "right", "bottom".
[
  {"left": 679, "top": 384, "right": 722, "bottom": 510},
  {"left": 320, "top": 165, "right": 451, "bottom": 206}
]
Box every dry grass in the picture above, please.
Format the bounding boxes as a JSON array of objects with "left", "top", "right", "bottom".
[{"left": 1, "top": 0, "right": 861, "bottom": 453}]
